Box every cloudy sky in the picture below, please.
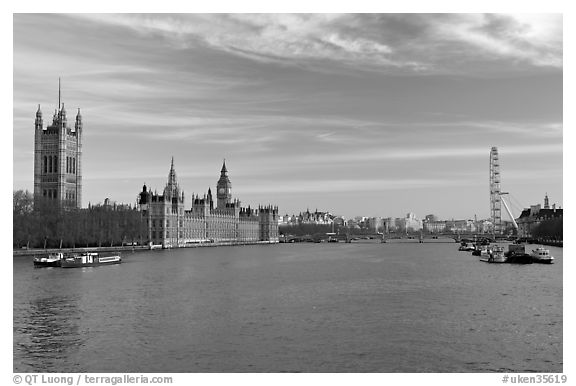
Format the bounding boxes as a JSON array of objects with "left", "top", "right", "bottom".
[{"left": 13, "top": 13, "right": 563, "bottom": 219}]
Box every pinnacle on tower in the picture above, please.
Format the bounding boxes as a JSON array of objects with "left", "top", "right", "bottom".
[
  {"left": 221, "top": 159, "right": 227, "bottom": 174},
  {"left": 35, "top": 104, "right": 43, "bottom": 129},
  {"left": 75, "top": 108, "right": 82, "bottom": 131}
]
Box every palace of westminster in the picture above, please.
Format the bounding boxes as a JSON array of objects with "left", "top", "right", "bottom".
[{"left": 33, "top": 82, "right": 279, "bottom": 247}]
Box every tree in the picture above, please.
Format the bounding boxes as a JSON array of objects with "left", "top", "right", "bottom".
[
  {"left": 13, "top": 192, "right": 147, "bottom": 248},
  {"left": 13, "top": 190, "right": 34, "bottom": 215}
]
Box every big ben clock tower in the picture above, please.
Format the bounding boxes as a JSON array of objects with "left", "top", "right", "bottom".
[{"left": 216, "top": 159, "right": 232, "bottom": 209}]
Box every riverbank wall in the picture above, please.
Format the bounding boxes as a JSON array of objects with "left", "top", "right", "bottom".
[{"left": 13, "top": 240, "right": 279, "bottom": 257}]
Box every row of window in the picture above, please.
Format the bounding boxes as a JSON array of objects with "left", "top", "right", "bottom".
[
  {"left": 43, "top": 189, "right": 57, "bottom": 199},
  {"left": 42, "top": 189, "right": 77, "bottom": 201},
  {"left": 149, "top": 206, "right": 183, "bottom": 215},
  {"left": 151, "top": 229, "right": 261, "bottom": 242},
  {"left": 42, "top": 155, "right": 77, "bottom": 174},
  {"left": 43, "top": 155, "right": 58, "bottom": 174}
]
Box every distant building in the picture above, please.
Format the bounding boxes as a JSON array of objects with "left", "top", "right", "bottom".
[
  {"left": 333, "top": 216, "right": 346, "bottom": 228},
  {"left": 280, "top": 209, "right": 335, "bottom": 226},
  {"left": 90, "top": 198, "right": 133, "bottom": 211},
  {"left": 476, "top": 219, "right": 493, "bottom": 233},
  {"left": 446, "top": 219, "right": 476, "bottom": 233},
  {"left": 383, "top": 217, "right": 397, "bottom": 232},
  {"left": 367, "top": 217, "right": 384, "bottom": 232},
  {"left": 138, "top": 158, "right": 279, "bottom": 248},
  {"left": 423, "top": 220, "right": 447, "bottom": 233},
  {"left": 33, "top": 80, "right": 82, "bottom": 209},
  {"left": 424, "top": 217, "right": 493, "bottom": 234},
  {"left": 400, "top": 213, "right": 422, "bottom": 232},
  {"left": 516, "top": 194, "right": 562, "bottom": 238}
]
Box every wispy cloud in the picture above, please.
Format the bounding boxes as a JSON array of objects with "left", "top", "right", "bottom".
[
  {"left": 287, "top": 143, "right": 563, "bottom": 166},
  {"left": 68, "top": 13, "right": 562, "bottom": 73},
  {"left": 428, "top": 14, "right": 562, "bottom": 68}
]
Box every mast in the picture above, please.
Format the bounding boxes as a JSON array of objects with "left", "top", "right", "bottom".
[{"left": 499, "top": 192, "right": 518, "bottom": 230}]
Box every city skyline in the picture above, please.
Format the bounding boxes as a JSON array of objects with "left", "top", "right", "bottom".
[{"left": 13, "top": 14, "right": 563, "bottom": 219}]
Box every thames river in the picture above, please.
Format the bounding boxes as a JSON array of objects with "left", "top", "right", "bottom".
[{"left": 13, "top": 242, "right": 562, "bottom": 372}]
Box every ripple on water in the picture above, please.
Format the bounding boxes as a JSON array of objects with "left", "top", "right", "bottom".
[{"left": 13, "top": 244, "right": 563, "bottom": 372}]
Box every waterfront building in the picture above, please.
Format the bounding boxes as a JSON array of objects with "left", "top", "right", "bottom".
[
  {"left": 280, "top": 209, "right": 335, "bottom": 226},
  {"left": 33, "top": 79, "right": 82, "bottom": 209},
  {"left": 138, "top": 158, "right": 279, "bottom": 248},
  {"left": 446, "top": 219, "right": 476, "bottom": 233},
  {"left": 367, "top": 217, "right": 384, "bottom": 232},
  {"left": 398, "top": 213, "right": 422, "bottom": 232},
  {"left": 423, "top": 220, "right": 447, "bottom": 233},
  {"left": 516, "top": 194, "right": 563, "bottom": 238},
  {"left": 383, "top": 217, "right": 397, "bottom": 232}
]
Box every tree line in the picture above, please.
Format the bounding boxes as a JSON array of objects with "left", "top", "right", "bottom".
[{"left": 13, "top": 190, "right": 147, "bottom": 249}]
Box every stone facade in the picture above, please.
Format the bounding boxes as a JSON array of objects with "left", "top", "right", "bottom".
[
  {"left": 516, "top": 195, "right": 563, "bottom": 238},
  {"left": 33, "top": 80, "right": 82, "bottom": 209},
  {"left": 138, "top": 159, "right": 279, "bottom": 248}
]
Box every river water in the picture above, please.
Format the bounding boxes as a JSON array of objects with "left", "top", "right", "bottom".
[{"left": 13, "top": 242, "right": 562, "bottom": 373}]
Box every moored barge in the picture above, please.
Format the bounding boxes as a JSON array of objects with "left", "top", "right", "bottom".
[{"left": 61, "top": 252, "right": 122, "bottom": 268}]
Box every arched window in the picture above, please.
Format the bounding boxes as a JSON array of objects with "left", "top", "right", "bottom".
[
  {"left": 73, "top": 158, "right": 76, "bottom": 174},
  {"left": 54, "top": 156, "right": 57, "bottom": 173},
  {"left": 66, "top": 157, "right": 69, "bottom": 173},
  {"left": 43, "top": 156, "right": 47, "bottom": 173},
  {"left": 48, "top": 156, "right": 52, "bottom": 173}
]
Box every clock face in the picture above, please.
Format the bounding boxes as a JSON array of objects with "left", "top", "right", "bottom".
[{"left": 218, "top": 188, "right": 225, "bottom": 194}]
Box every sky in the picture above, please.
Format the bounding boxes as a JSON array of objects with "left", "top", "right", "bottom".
[{"left": 12, "top": 13, "right": 563, "bottom": 220}]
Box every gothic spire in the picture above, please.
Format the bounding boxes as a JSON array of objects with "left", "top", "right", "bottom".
[
  {"left": 35, "top": 104, "right": 43, "bottom": 129},
  {"left": 58, "top": 77, "right": 61, "bottom": 111},
  {"left": 75, "top": 108, "right": 82, "bottom": 131},
  {"left": 163, "top": 157, "right": 180, "bottom": 200},
  {"left": 221, "top": 158, "right": 227, "bottom": 174},
  {"left": 168, "top": 157, "right": 176, "bottom": 184}
]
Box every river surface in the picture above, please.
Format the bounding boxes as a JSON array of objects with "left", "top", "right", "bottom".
[{"left": 13, "top": 242, "right": 562, "bottom": 373}]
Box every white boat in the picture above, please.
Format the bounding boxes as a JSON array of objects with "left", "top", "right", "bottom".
[
  {"left": 33, "top": 252, "right": 64, "bottom": 267},
  {"left": 530, "top": 247, "right": 554, "bottom": 264},
  {"left": 458, "top": 242, "right": 475, "bottom": 251},
  {"left": 472, "top": 245, "right": 490, "bottom": 257},
  {"left": 479, "top": 246, "right": 507, "bottom": 263}
]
